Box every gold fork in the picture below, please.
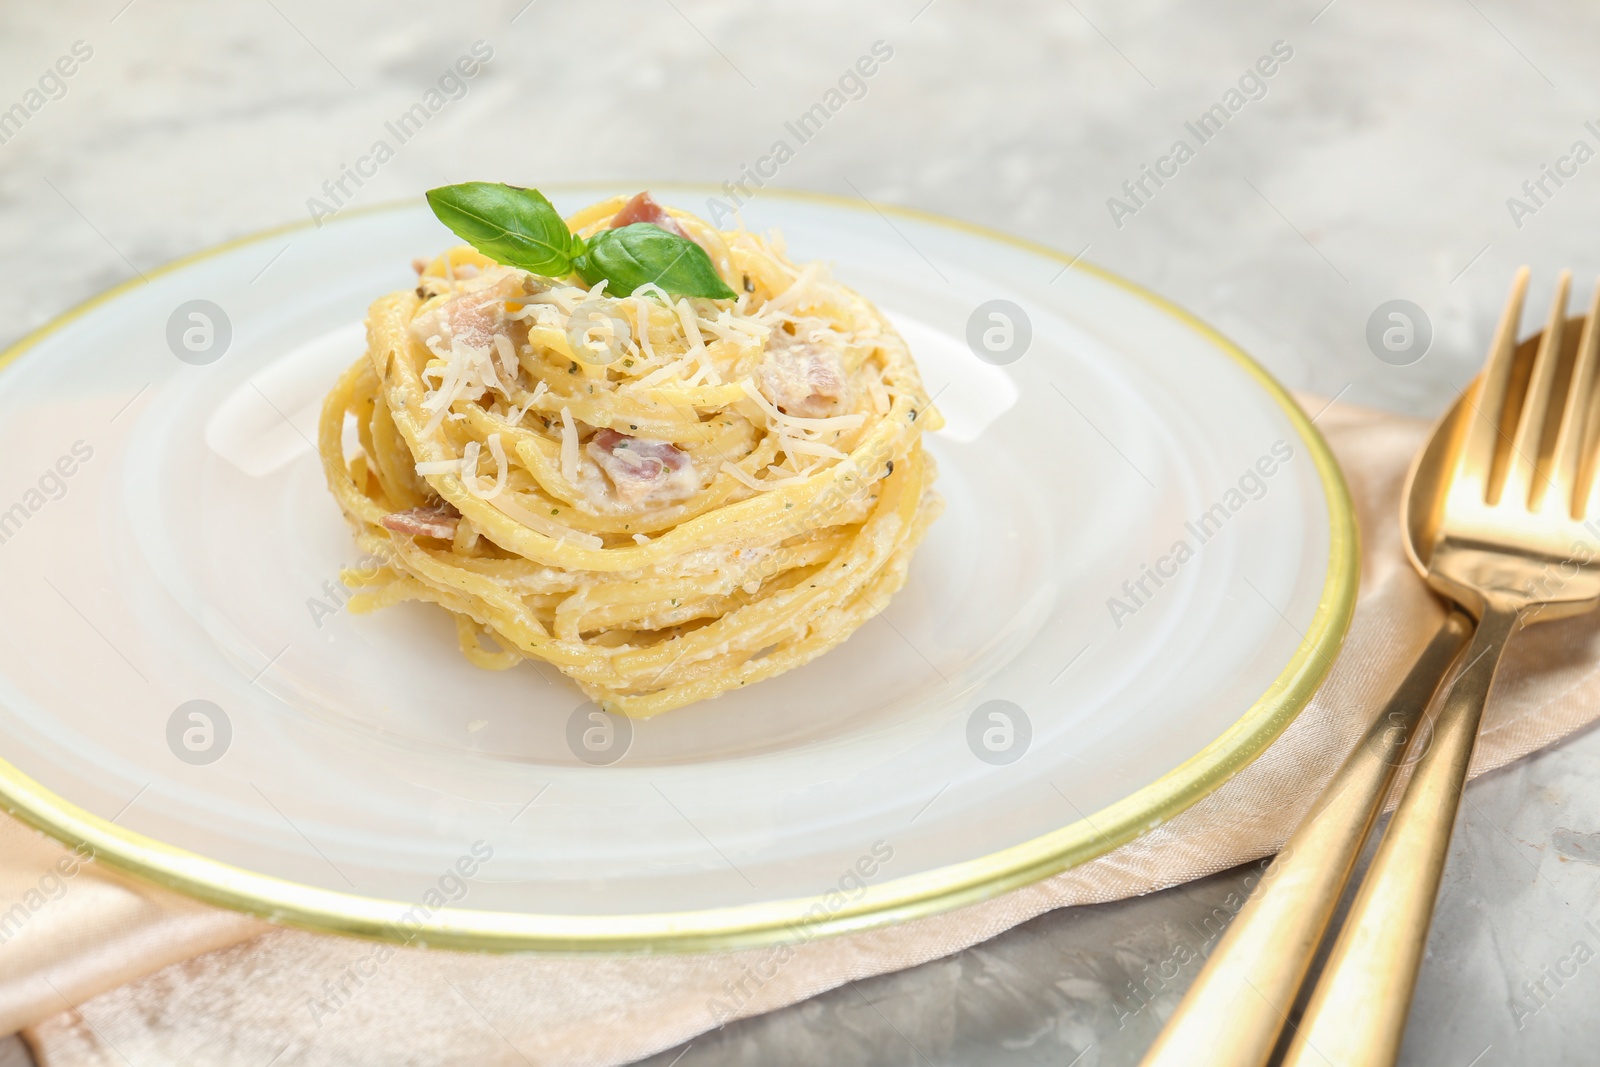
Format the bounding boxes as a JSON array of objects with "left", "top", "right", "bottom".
[
  {"left": 1278, "top": 272, "right": 1600, "bottom": 1064},
  {"left": 1141, "top": 268, "right": 1600, "bottom": 1067}
]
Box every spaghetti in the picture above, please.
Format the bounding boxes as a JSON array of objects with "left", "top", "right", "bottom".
[{"left": 318, "top": 192, "right": 943, "bottom": 716}]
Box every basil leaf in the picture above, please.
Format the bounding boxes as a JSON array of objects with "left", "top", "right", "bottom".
[
  {"left": 574, "top": 224, "right": 737, "bottom": 300},
  {"left": 425, "top": 183, "right": 574, "bottom": 276}
]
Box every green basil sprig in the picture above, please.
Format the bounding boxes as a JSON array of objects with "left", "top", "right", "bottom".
[
  {"left": 573, "top": 223, "right": 736, "bottom": 299},
  {"left": 424, "top": 183, "right": 574, "bottom": 277},
  {"left": 424, "top": 183, "right": 736, "bottom": 301}
]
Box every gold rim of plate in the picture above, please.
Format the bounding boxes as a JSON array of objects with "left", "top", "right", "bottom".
[{"left": 0, "top": 185, "right": 1359, "bottom": 953}]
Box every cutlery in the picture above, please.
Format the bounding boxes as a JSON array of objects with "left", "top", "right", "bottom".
[
  {"left": 1143, "top": 266, "right": 1600, "bottom": 1066},
  {"left": 1280, "top": 270, "right": 1600, "bottom": 1064},
  {"left": 1136, "top": 614, "right": 1468, "bottom": 1066}
]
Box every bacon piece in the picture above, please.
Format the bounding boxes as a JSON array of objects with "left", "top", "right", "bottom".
[
  {"left": 758, "top": 342, "right": 847, "bottom": 418},
  {"left": 381, "top": 503, "right": 461, "bottom": 539},
  {"left": 585, "top": 429, "right": 698, "bottom": 507},
  {"left": 610, "top": 192, "right": 688, "bottom": 239},
  {"left": 410, "top": 272, "right": 525, "bottom": 353}
]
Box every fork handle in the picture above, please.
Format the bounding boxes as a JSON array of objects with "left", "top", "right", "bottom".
[
  {"left": 1135, "top": 611, "right": 1471, "bottom": 1067},
  {"left": 1281, "top": 601, "right": 1520, "bottom": 1067}
]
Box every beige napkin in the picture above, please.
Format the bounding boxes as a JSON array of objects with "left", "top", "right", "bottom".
[{"left": 9, "top": 398, "right": 1600, "bottom": 1067}]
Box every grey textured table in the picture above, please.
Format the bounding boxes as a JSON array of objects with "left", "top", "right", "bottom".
[{"left": 5, "top": 1, "right": 1600, "bottom": 1063}]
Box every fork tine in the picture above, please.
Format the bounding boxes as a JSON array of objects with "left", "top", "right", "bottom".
[
  {"left": 1458, "top": 266, "right": 1530, "bottom": 503},
  {"left": 1554, "top": 277, "right": 1600, "bottom": 517},
  {"left": 1507, "top": 270, "right": 1571, "bottom": 509}
]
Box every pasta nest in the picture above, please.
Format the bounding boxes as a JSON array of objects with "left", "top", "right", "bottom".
[{"left": 319, "top": 194, "right": 943, "bottom": 717}]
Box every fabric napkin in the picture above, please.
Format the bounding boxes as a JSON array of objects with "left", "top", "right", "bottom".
[{"left": 9, "top": 396, "right": 1600, "bottom": 1067}]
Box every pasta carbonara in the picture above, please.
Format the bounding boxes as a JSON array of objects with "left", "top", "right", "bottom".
[{"left": 318, "top": 191, "right": 943, "bottom": 717}]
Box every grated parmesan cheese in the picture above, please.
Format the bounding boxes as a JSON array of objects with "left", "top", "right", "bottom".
[
  {"left": 721, "top": 460, "right": 820, "bottom": 491},
  {"left": 493, "top": 334, "right": 519, "bottom": 382},
  {"left": 559, "top": 406, "right": 580, "bottom": 484},
  {"left": 778, "top": 433, "right": 848, "bottom": 460},
  {"left": 673, "top": 298, "right": 721, "bottom": 386},
  {"left": 739, "top": 379, "right": 865, "bottom": 434},
  {"left": 763, "top": 261, "right": 825, "bottom": 313}
]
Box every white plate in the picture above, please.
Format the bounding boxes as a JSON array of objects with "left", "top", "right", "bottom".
[{"left": 0, "top": 186, "right": 1354, "bottom": 951}]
